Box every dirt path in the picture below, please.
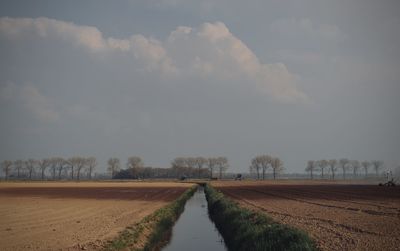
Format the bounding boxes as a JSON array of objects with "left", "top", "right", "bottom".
[
  {"left": 212, "top": 180, "right": 400, "bottom": 251},
  {"left": 0, "top": 182, "right": 193, "bottom": 251}
]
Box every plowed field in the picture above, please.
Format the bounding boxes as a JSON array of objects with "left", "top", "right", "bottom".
[
  {"left": 212, "top": 180, "right": 400, "bottom": 251},
  {"left": 0, "top": 182, "right": 192, "bottom": 251}
]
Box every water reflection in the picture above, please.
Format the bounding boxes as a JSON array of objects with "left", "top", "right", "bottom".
[{"left": 163, "top": 186, "right": 227, "bottom": 251}]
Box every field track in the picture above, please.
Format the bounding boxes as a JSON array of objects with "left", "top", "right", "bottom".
[
  {"left": 212, "top": 180, "right": 400, "bottom": 251},
  {"left": 0, "top": 182, "right": 192, "bottom": 251}
]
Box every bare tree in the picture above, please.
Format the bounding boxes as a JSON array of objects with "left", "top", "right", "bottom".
[
  {"left": 48, "top": 158, "right": 57, "bottom": 180},
  {"left": 55, "top": 158, "right": 66, "bottom": 180},
  {"left": 328, "top": 159, "right": 337, "bottom": 180},
  {"left": 271, "top": 157, "right": 284, "bottom": 180},
  {"left": 108, "top": 158, "right": 120, "bottom": 178},
  {"left": 361, "top": 161, "right": 370, "bottom": 178},
  {"left": 68, "top": 157, "right": 80, "bottom": 180},
  {"left": 207, "top": 157, "right": 218, "bottom": 179},
  {"left": 260, "top": 155, "right": 272, "bottom": 180},
  {"left": 86, "top": 157, "right": 97, "bottom": 179},
  {"left": 316, "top": 160, "right": 328, "bottom": 179},
  {"left": 217, "top": 157, "right": 228, "bottom": 179},
  {"left": 250, "top": 157, "right": 262, "bottom": 179},
  {"left": 371, "top": 160, "right": 384, "bottom": 177},
  {"left": 14, "top": 160, "right": 24, "bottom": 179},
  {"left": 339, "top": 158, "right": 349, "bottom": 179},
  {"left": 75, "top": 157, "right": 87, "bottom": 181},
  {"left": 306, "top": 160, "right": 316, "bottom": 179},
  {"left": 351, "top": 160, "right": 360, "bottom": 178},
  {"left": 25, "top": 159, "right": 37, "bottom": 180},
  {"left": 1, "top": 160, "right": 12, "bottom": 180},
  {"left": 185, "top": 157, "right": 196, "bottom": 169},
  {"left": 38, "top": 158, "right": 51, "bottom": 180},
  {"left": 171, "top": 157, "right": 186, "bottom": 178},
  {"left": 194, "top": 157, "right": 207, "bottom": 178},
  {"left": 127, "top": 156, "right": 144, "bottom": 179}
]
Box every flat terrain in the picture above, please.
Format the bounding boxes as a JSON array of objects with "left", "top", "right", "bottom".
[
  {"left": 0, "top": 181, "right": 193, "bottom": 251},
  {"left": 212, "top": 180, "right": 400, "bottom": 251}
]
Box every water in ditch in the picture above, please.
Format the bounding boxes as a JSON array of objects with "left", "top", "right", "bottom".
[{"left": 163, "top": 186, "right": 227, "bottom": 251}]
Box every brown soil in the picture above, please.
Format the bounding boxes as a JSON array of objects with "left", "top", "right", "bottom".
[
  {"left": 212, "top": 180, "right": 400, "bottom": 251},
  {"left": 0, "top": 181, "right": 193, "bottom": 251}
]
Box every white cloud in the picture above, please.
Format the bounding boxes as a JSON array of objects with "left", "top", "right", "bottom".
[
  {"left": 0, "top": 82, "right": 59, "bottom": 122},
  {"left": 270, "top": 17, "right": 345, "bottom": 42},
  {"left": 0, "top": 17, "right": 106, "bottom": 51},
  {"left": 0, "top": 17, "right": 308, "bottom": 103},
  {"left": 166, "top": 22, "right": 308, "bottom": 103}
]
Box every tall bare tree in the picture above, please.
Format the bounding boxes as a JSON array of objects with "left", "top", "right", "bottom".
[
  {"left": 351, "top": 160, "right": 360, "bottom": 178},
  {"left": 68, "top": 157, "right": 80, "bottom": 180},
  {"left": 317, "top": 160, "right": 328, "bottom": 178},
  {"left": 361, "top": 161, "right": 370, "bottom": 177},
  {"left": 371, "top": 160, "right": 383, "bottom": 177},
  {"left": 14, "top": 160, "right": 24, "bottom": 179},
  {"left": 75, "top": 157, "right": 87, "bottom": 181},
  {"left": 250, "top": 157, "right": 262, "bottom": 179},
  {"left": 339, "top": 158, "right": 349, "bottom": 179},
  {"left": 108, "top": 158, "right": 120, "bottom": 178},
  {"left": 185, "top": 157, "right": 196, "bottom": 169},
  {"left": 38, "top": 158, "right": 51, "bottom": 180},
  {"left": 171, "top": 157, "right": 186, "bottom": 178},
  {"left": 86, "top": 157, "right": 97, "bottom": 179},
  {"left": 217, "top": 157, "right": 228, "bottom": 179},
  {"left": 25, "top": 159, "right": 37, "bottom": 180},
  {"left": 194, "top": 157, "right": 207, "bottom": 178},
  {"left": 207, "top": 157, "right": 218, "bottom": 179},
  {"left": 55, "top": 158, "right": 66, "bottom": 179},
  {"left": 48, "top": 158, "right": 58, "bottom": 180},
  {"left": 328, "top": 159, "right": 337, "bottom": 180},
  {"left": 127, "top": 156, "right": 144, "bottom": 179},
  {"left": 271, "top": 157, "right": 284, "bottom": 180},
  {"left": 1, "top": 160, "right": 12, "bottom": 180},
  {"left": 306, "top": 160, "right": 316, "bottom": 179},
  {"left": 260, "top": 155, "right": 272, "bottom": 180}
]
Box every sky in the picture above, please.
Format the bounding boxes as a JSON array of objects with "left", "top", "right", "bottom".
[{"left": 0, "top": 0, "right": 399, "bottom": 174}]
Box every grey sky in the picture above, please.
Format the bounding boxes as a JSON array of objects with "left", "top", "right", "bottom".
[{"left": 1, "top": 0, "right": 399, "bottom": 173}]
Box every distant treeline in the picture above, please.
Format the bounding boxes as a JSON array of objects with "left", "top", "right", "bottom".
[
  {"left": 305, "top": 159, "right": 385, "bottom": 179},
  {"left": 0, "top": 156, "right": 230, "bottom": 181},
  {"left": 0, "top": 157, "right": 97, "bottom": 180},
  {"left": 114, "top": 156, "right": 229, "bottom": 180}
]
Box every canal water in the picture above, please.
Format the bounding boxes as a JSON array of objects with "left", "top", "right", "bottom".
[{"left": 163, "top": 186, "right": 227, "bottom": 251}]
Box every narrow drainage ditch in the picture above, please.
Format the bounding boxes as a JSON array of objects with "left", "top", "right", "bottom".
[{"left": 163, "top": 185, "right": 227, "bottom": 251}]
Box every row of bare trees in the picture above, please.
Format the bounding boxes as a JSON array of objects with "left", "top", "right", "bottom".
[
  {"left": 306, "top": 159, "right": 384, "bottom": 179},
  {"left": 107, "top": 156, "right": 147, "bottom": 179},
  {"left": 1, "top": 157, "right": 97, "bottom": 180},
  {"left": 109, "top": 156, "right": 229, "bottom": 179},
  {"left": 249, "top": 155, "right": 284, "bottom": 180},
  {"left": 171, "top": 157, "right": 229, "bottom": 179}
]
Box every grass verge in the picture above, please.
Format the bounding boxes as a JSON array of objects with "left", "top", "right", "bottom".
[
  {"left": 204, "top": 184, "right": 317, "bottom": 251},
  {"left": 104, "top": 185, "right": 197, "bottom": 251}
]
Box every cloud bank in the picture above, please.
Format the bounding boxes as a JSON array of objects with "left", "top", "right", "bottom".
[{"left": 0, "top": 17, "right": 308, "bottom": 103}]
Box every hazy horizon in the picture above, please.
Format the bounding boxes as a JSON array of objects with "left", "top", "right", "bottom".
[{"left": 1, "top": 0, "right": 399, "bottom": 174}]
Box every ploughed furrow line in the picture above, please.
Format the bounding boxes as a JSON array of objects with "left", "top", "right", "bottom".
[
  {"left": 237, "top": 187, "right": 398, "bottom": 217},
  {"left": 220, "top": 189, "right": 361, "bottom": 251},
  {"left": 287, "top": 186, "right": 400, "bottom": 210},
  {"left": 221, "top": 188, "right": 381, "bottom": 236}
]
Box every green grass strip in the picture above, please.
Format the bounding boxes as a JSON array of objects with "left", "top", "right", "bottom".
[
  {"left": 104, "top": 185, "right": 197, "bottom": 251},
  {"left": 204, "top": 184, "right": 317, "bottom": 251}
]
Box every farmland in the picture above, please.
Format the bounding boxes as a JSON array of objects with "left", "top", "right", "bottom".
[
  {"left": 0, "top": 182, "right": 192, "bottom": 251},
  {"left": 212, "top": 180, "right": 400, "bottom": 251}
]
